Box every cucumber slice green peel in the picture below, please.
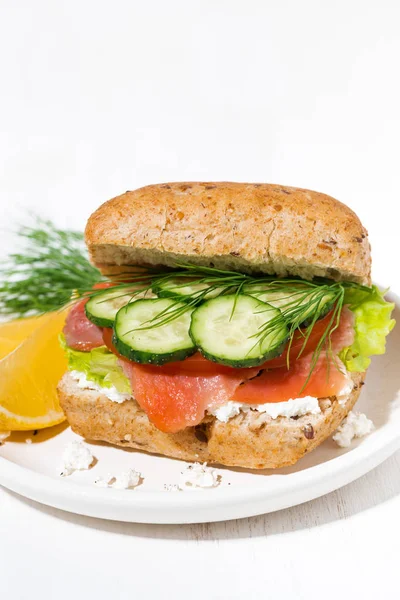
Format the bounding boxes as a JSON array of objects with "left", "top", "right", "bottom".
[
  {"left": 153, "top": 277, "right": 226, "bottom": 301},
  {"left": 85, "top": 285, "right": 155, "bottom": 327},
  {"left": 189, "top": 294, "right": 289, "bottom": 368},
  {"left": 243, "top": 283, "right": 337, "bottom": 327},
  {"left": 113, "top": 298, "right": 196, "bottom": 365}
]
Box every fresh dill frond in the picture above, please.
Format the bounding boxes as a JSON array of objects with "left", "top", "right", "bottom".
[{"left": 0, "top": 219, "right": 102, "bottom": 318}]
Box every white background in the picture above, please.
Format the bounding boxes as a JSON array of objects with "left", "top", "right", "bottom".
[{"left": 0, "top": 1, "right": 399, "bottom": 598}]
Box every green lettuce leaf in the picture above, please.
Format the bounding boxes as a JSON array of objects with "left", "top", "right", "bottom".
[
  {"left": 59, "top": 334, "right": 130, "bottom": 393},
  {"left": 340, "top": 285, "right": 395, "bottom": 372}
]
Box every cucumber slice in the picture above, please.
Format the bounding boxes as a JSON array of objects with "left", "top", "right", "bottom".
[
  {"left": 85, "top": 286, "right": 154, "bottom": 327},
  {"left": 113, "top": 298, "right": 196, "bottom": 365},
  {"left": 243, "top": 284, "right": 336, "bottom": 326},
  {"left": 153, "top": 277, "right": 222, "bottom": 301},
  {"left": 189, "top": 294, "right": 289, "bottom": 368}
]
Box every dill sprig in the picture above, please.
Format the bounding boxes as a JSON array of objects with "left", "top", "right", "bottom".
[{"left": 0, "top": 219, "right": 102, "bottom": 317}]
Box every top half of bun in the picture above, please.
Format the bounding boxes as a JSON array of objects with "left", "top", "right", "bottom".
[{"left": 85, "top": 182, "right": 371, "bottom": 285}]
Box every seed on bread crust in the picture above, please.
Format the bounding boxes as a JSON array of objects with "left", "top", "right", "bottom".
[{"left": 303, "top": 424, "right": 315, "bottom": 440}]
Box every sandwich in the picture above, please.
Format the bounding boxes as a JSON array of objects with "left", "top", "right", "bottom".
[{"left": 57, "top": 182, "right": 394, "bottom": 469}]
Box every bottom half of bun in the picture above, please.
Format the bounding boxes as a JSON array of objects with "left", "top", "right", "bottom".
[{"left": 57, "top": 371, "right": 365, "bottom": 469}]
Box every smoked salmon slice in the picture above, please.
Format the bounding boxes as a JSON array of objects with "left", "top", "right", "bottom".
[
  {"left": 63, "top": 298, "right": 104, "bottom": 351},
  {"left": 120, "top": 359, "right": 260, "bottom": 433},
  {"left": 232, "top": 353, "right": 350, "bottom": 404},
  {"left": 63, "top": 283, "right": 115, "bottom": 351}
]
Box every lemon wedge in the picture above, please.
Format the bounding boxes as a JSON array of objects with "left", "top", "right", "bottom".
[
  {"left": 0, "top": 336, "right": 20, "bottom": 360},
  {"left": 0, "top": 314, "right": 50, "bottom": 343},
  {"left": 0, "top": 310, "right": 68, "bottom": 431}
]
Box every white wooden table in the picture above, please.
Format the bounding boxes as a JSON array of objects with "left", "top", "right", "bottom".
[
  {"left": 1, "top": 1, "right": 399, "bottom": 597},
  {"left": 1, "top": 452, "right": 400, "bottom": 599}
]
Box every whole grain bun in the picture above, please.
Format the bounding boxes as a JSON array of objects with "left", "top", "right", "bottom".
[
  {"left": 85, "top": 182, "right": 371, "bottom": 285},
  {"left": 58, "top": 371, "right": 364, "bottom": 469}
]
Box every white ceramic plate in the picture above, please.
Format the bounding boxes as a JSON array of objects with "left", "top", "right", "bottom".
[{"left": 0, "top": 290, "right": 399, "bottom": 524}]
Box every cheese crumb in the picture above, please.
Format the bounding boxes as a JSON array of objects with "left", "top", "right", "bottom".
[
  {"left": 164, "top": 484, "right": 180, "bottom": 492},
  {"left": 333, "top": 411, "right": 374, "bottom": 448},
  {"left": 95, "top": 469, "right": 142, "bottom": 490},
  {"left": 179, "top": 463, "right": 220, "bottom": 490},
  {"left": 94, "top": 474, "right": 113, "bottom": 488},
  {"left": 25, "top": 438, "right": 32, "bottom": 445},
  {"left": 210, "top": 379, "right": 353, "bottom": 423},
  {"left": 113, "top": 470, "right": 141, "bottom": 489},
  {"left": 70, "top": 370, "right": 131, "bottom": 403},
  {"left": 60, "top": 440, "right": 95, "bottom": 476},
  {"left": 210, "top": 396, "right": 321, "bottom": 422},
  {"left": 0, "top": 431, "right": 10, "bottom": 445}
]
